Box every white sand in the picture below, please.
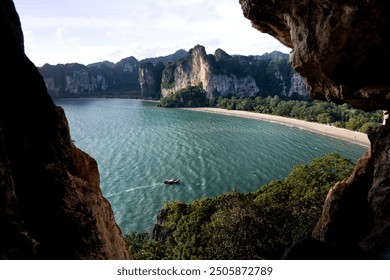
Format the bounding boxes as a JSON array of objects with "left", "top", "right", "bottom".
[{"left": 183, "top": 107, "right": 370, "bottom": 147}]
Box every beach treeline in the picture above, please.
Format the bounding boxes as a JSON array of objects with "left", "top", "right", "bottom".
[{"left": 217, "top": 96, "right": 382, "bottom": 133}]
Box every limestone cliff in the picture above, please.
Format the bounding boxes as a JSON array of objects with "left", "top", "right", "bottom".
[
  {"left": 240, "top": 0, "right": 390, "bottom": 258},
  {"left": 39, "top": 51, "right": 188, "bottom": 99},
  {"left": 39, "top": 57, "right": 140, "bottom": 99},
  {"left": 139, "top": 61, "right": 165, "bottom": 99},
  {"left": 161, "top": 45, "right": 308, "bottom": 100},
  {"left": 39, "top": 45, "right": 307, "bottom": 101},
  {"left": 0, "top": 0, "right": 130, "bottom": 259}
]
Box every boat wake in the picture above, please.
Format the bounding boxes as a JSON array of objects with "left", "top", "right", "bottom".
[{"left": 105, "top": 183, "right": 161, "bottom": 198}]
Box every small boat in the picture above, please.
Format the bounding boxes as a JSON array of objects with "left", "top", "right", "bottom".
[{"left": 164, "top": 179, "right": 180, "bottom": 185}]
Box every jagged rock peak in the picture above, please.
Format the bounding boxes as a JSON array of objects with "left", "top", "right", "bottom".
[
  {"left": 140, "top": 49, "right": 188, "bottom": 65},
  {"left": 259, "top": 51, "right": 289, "bottom": 61},
  {"left": 160, "top": 44, "right": 307, "bottom": 99},
  {"left": 187, "top": 44, "right": 208, "bottom": 58},
  {"left": 214, "top": 48, "right": 232, "bottom": 61},
  {"left": 87, "top": 61, "right": 115, "bottom": 69}
]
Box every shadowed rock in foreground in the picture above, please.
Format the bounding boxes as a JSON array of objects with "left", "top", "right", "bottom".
[{"left": 0, "top": 0, "right": 129, "bottom": 259}]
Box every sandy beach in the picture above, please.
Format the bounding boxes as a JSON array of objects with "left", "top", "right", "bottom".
[{"left": 184, "top": 107, "right": 370, "bottom": 147}]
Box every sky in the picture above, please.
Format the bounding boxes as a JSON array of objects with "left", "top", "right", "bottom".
[{"left": 13, "top": 0, "right": 291, "bottom": 67}]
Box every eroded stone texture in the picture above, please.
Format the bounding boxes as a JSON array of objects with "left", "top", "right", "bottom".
[
  {"left": 312, "top": 150, "right": 374, "bottom": 246},
  {"left": 0, "top": 0, "right": 130, "bottom": 259},
  {"left": 139, "top": 61, "right": 165, "bottom": 99},
  {"left": 360, "top": 125, "right": 390, "bottom": 256},
  {"left": 160, "top": 45, "right": 307, "bottom": 99},
  {"left": 240, "top": 0, "right": 390, "bottom": 110},
  {"left": 160, "top": 45, "right": 260, "bottom": 99},
  {"left": 313, "top": 125, "right": 390, "bottom": 258},
  {"left": 312, "top": 126, "right": 390, "bottom": 258}
]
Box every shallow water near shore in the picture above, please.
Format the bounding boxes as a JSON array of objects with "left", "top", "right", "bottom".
[{"left": 56, "top": 98, "right": 367, "bottom": 233}]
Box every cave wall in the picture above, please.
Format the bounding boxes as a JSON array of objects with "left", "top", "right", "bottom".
[
  {"left": 0, "top": 0, "right": 130, "bottom": 259},
  {"left": 240, "top": 0, "right": 390, "bottom": 258},
  {"left": 240, "top": 0, "right": 390, "bottom": 111}
]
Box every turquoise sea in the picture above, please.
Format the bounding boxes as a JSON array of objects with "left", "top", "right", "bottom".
[{"left": 55, "top": 98, "right": 367, "bottom": 233}]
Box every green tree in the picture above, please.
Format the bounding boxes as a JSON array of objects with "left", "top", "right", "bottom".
[
  {"left": 125, "top": 232, "right": 171, "bottom": 260},
  {"left": 159, "top": 85, "right": 208, "bottom": 108},
  {"left": 226, "top": 96, "right": 237, "bottom": 110},
  {"left": 316, "top": 112, "right": 335, "bottom": 124},
  {"left": 216, "top": 96, "right": 382, "bottom": 132},
  {"left": 127, "top": 154, "right": 355, "bottom": 260}
]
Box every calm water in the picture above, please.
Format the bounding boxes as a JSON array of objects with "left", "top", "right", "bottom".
[{"left": 56, "top": 98, "right": 367, "bottom": 233}]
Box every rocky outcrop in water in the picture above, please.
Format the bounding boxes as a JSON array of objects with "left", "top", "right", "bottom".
[
  {"left": 161, "top": 45, "right": 308, "bottom": 100},
  {"left": 240, "top": 0, "right": 390, "bottom": 259},
  {"left": 0, "top": 0, "right": 130, "bottom": 259}
]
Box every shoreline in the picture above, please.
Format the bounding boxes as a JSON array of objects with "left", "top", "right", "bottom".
[{"left": 184, "top": 107, "right": 370, "bottom": 147}]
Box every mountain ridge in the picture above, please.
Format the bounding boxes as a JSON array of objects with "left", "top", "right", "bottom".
[{"left": 38, "top": 47, "right": 307, "bottom": 100}]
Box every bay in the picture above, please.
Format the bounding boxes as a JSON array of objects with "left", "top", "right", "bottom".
[{"left": 55, "top": 98, "right": 367, "bottom": 233}]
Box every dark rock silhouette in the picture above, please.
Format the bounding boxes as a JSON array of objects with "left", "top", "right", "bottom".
[{"left": 0, "top": 0, "right": 130, "bottom": 259}]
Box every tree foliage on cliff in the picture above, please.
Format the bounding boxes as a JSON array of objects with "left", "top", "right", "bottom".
[
  {"left": 159, "top": 85, "right": 208, "bottom": 108},
  {"left": 125, "top": 153, "right": 355, "bottom": 260},
  {"left": 217, "top": 96, "right": 382, "bottom": 133}
]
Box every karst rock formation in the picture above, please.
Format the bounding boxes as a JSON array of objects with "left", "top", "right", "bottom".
[
  {"left": 240, "top": 0, "right": 390, "bottom": 258},
  {"left": 1, "top": 0, "right": 390, "bottom": 259},
  {"left": 0, "top": 0, "right": 130, "bottom": 259}
]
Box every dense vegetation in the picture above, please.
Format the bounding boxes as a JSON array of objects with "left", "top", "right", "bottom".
[
  {"left": 217, "top": 96, "right": 382, "bottom": 133},
  {"left": 159, "top": 87, "right": 382, "bottom": 132},
  {"left": 126, "top": 153, "right": 355, "bottom": 260},
  {"left": 159, "top": 85, "right": 208, "bottom": 107}
]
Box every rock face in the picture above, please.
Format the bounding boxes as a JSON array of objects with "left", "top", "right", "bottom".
[
  {"left": 0, "top": 0, "right": 130, "bottom": 259},
  {"left": 139, "top": 61, "right": 165, "bottom": 99},
  {"left": 161, "top": 45, "right": 308, "bottom": 100},
  {"left": 39, "top": 57, "right": 140, "bottom": 99},
  {"left": 40, "top": 45, "right": 308, "bottom": 101},
  {"left": 150, "top": 209, "right": 171, "bottom": 242},
  {"left": 240, "top": 0, "right": 390, "bottom": 258},
  {"left": 39, "top": 51, "right": 188, "bottom": 99}
]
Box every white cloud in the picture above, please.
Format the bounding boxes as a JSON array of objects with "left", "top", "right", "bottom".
[
  {"left": 55, "top": 27, "right": 64, "bottom": 44},
  {"left": 14, "top": 0, "right": 291, "bottom": 66}
]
